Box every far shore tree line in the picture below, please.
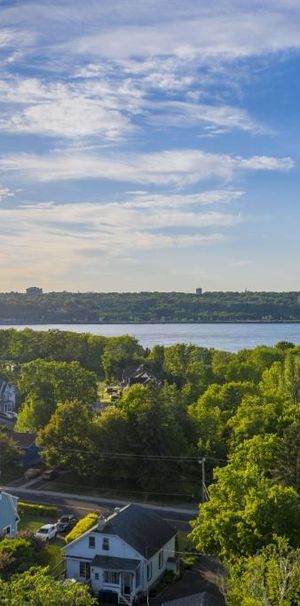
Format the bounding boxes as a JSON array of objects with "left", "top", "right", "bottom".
[{"left": 1, "top": 290, "right": 300, "bottom": 322}]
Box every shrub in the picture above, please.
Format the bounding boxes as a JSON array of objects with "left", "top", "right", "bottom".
[
  {"left": 0, "top": 537, "right": 35, "bottom": 579},
  {"left": 18, "top": 502, "right": 58, "bottom": 517},
  {"left": 65, "top": 513, "right": 98, "bottom": 544}
]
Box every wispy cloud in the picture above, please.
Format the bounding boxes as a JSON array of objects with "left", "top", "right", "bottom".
[
  {"left": 0, "top": 149, "right": 293, "bottom": 186},
  {"left": 0, "top": 185, "right": 14, "bottom": 202},
  {"left": 0, "top": 190, "right": 238, "bottom": 284}
]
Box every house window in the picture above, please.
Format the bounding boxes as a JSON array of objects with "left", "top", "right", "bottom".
[
  {"left": 147, "top": 562, "right": 152, "bottom": 581},
  {"left": 5, "top": 527, "right": 11, "bottom": 535},
  {"left": 158, "top": 550, "right": 164, "bottom": 569},
  {"left": 95, "top": 572, "right": 99, "bottom": 580},
  {"left": 102, "top": 537, "right": 109, "bottom": 551},
  {"left": 89, "top": 536, "right": 95, "bottom": 548},
  {"left": 104, "top": 571, "right": 120, "bottom": 585},
  {"left": 79, "top": 561, "right": 91, "bottom": 579}
]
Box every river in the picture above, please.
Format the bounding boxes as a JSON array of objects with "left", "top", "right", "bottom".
[{"left": 1, "top": 323, "right": 300, "bottom": 352}]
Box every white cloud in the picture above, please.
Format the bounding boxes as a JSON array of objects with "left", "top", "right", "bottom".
[
  {"left": 146, "top": 101, "right": 265, "bottom": 134},
  {"left": 0, "top": 71, "right": 264, "bottom": 139},
  {"left": 124, "top": 190, "right": 244, "bottom": 209},
  {"left": 0, "top": 192, "right": 235, "bottom": 284},
  {"left": 239, "top": 156, "right": 294, "bottom": 171},
  {"left": 52, "top": 2, "right": 300, "bottom": 62},
  {"left": 0, "top": 76, "right": 139, "bottom": 140},
  {"left": 0, "top": 185, "right": 14, "bottom": 202},
  {"left": 0, "top": 149, "right": 293, "bottom": 186}
]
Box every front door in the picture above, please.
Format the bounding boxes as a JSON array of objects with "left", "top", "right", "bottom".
[{"left": 122, "top": 573, "right": 132, "bottom": 596}]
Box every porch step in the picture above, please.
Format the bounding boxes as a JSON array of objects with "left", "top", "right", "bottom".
[{"left": 119, "top": 595, "right": 132, "bottom": 605}]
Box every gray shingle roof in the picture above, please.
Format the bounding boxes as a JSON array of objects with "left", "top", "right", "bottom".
[
  {"left": 92, "top": 555, "right": 140, "bottom": 571},
  {"left": 97, "top": 504, "right": 176, "bottom": 558}
]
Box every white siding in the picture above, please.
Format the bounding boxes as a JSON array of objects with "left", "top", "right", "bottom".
[
  {"left": 146, "top": 536, "right": 176, "bottom": 589},
  {"left": 65, "top": 529, "right": 177, "bottom": 597},
  {"left": 66, "top": 531, "right": 143, "bottom": 561}
]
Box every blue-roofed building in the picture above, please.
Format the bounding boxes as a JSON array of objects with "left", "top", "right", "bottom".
[
  {"left": 9, "top": 431, "right": 41, "bottom": 467},
  {"left": 0, "top": 491, "right": 19, "bottom": 538}
]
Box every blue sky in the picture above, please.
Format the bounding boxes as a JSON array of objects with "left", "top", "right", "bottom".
[{"left": 0, "top": 0, "right": 299, "bottom": 292}]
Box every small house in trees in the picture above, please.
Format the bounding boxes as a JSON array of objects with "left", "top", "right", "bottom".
[
  {"left": 0, "top": 380, "right": 17, "bottom": 414},
  {"left": 9, "top": 431, "right": 41, "bottom": 467},
  {"left": 65, "top": 504, "right": 178, "bottom": 605},
  {"left": 121, "top": 364, "right": 159, "bottom": 388},
  {"left": 0, "top": 491, "right": 19, "bottom": 538}
]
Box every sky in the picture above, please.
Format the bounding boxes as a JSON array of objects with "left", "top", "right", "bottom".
[{"left": 0, "top": 0, "right": 299, "bottom": 293}]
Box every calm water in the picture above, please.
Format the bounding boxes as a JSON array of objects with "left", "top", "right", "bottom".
[{"left": 1, "top": 323, "right": 300, "bottom": 352}]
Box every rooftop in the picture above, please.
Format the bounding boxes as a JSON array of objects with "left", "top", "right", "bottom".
[{"left": 96, "top": 504, "right": 176, "bottom": 558}]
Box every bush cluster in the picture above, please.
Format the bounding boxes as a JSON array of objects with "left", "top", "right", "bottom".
[
  {"left": 18, "top": 502, "right": 58, "bottom": 517},
  {"left": 65, "top": 513, "right": 98, "bottom": 544}
]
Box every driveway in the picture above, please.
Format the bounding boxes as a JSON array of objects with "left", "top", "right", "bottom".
[{"left": 150, "top": 556, "right": 226, "bottom": 606}]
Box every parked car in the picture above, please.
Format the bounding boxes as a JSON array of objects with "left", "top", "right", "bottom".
[
  {"left": 41, "top": 468, "right": 59, "bottom": 481},
  {"left": 57, "top": 515, "right": 78, "bottom": 533},
  {"left": 24, "top": 467, "right": 43, "bottom": 480},
  {"left": 34, "top": 524, "right": 58, "bottom": 542}
]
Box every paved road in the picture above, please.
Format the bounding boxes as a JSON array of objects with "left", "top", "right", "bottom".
[{"left": 1, "top": 485, "right": 197, "bottom": 532}]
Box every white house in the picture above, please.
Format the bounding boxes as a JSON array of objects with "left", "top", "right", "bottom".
[
  {"left": 0, "top": 380, "right": 17, "bottom": 414},
  {"left": 65, "top": 504, "right": 178, "bottom": 605},
  {"left": 0, "top": 491, "right": 19, "bottom": 538}
]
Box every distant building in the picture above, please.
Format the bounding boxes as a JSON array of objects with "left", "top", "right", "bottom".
[
  {"left": 26, "top": 287, "right": 43, "bottom": 295},
  {"left": 0, "top": 380, "right": 17, "bottom": 414},
  {"left": 195, "top": 288, "right": 203, "bottom": 295},
  {"left": 121, "top": 364, "right": 160, "bottom": 388},
  {"left": 9, "top": 431, "right": 41, "bottom": 467}
]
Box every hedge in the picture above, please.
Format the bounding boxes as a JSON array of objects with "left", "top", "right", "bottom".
[
  {"left": 65, "top": 513, "right": 98, "bottom": 544},
  {"left": 18, "top": 502, "right": 58, "bottom": 518}
]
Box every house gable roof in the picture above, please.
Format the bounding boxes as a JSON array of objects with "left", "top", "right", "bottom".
[
  {"left": 96, "top": 504, "right": 176, "bottom": 558},
  {"left": 9, "top": 431, "right": 36, "bottom": 448}
]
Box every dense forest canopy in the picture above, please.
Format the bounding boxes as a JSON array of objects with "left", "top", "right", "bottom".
[
  {"left": 2, "top": 327, "right": 300, "bottom": 597},
  {"left": 0, "top": 290, "right": 300, "bottom": 322}
]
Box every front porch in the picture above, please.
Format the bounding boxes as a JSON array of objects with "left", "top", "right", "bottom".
[{"left": 91, "top": 555, "right": 142, "bottom": 605}]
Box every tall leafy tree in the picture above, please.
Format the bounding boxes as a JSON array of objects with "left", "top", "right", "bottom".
[
  {"left": 17, "top": 360, "right": 97, "bottom": 431},
  {"left": 190, "top": 463, "right": 300, "bottom": 558},
  {"left": 0, "top": 566, "right": 97, "bottom": 605},
  {"left": 37, "top": 400, "right": 95, "bottom": 477}
]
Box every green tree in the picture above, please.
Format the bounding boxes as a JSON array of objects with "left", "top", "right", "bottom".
[
  {"left": 272, "top": 421, "right": 300, "bottom": 492},
  {"left": 0, "top": 430, "right": 23, "bottom": 471},
  {"left": 189, "top": 381, "right": 256, "bottom": 458},
  {"left": 17, "top": 360, "right": 97, "bottom": 431},
  {"left": 0, "top": 537, "right": 35, "bottom": 579},
  {"left": 228, "top": 395, "right": 281, "bottom": 445},
  {"left": 226, "top": 538, "right": 300, "bottom": 606},
  {"left": 119, "top": 383, "right": 189, "bottom": 491},
  {"left": 102, "top": 336, "right": 145, "bottom": 382},
  {"left": 189, "top": 463, "right": 300, "bottom": 559},
  {"left": 37, "top": 400, "right": 95, "bottom": 477},
  {"left": 0, "top": 566, "right": 97, "bottom": 605}
]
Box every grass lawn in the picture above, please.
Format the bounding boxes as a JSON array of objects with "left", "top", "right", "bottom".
[
  {"left": 19, "top": 514, "right": 65, "bottom": 573},
  {"left": 19, "top": 513, "right": 55, "bottom": 533}
]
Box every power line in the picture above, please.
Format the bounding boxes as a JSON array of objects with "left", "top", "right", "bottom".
[{"left": 43, "top": 446, "right": 227, "bottom": 464}]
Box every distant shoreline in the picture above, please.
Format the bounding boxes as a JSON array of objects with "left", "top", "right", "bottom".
[{"left": 1, "top": 321, "right": 300, "bottom": 326}]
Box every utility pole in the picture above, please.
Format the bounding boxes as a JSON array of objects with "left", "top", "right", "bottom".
[{"left": 199, "top": 457, "right": 209, "bottom": 502}]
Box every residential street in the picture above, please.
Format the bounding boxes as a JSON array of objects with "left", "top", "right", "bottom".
[{"left": 0, "top": 484, "right": 197, "bottom": 532}]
